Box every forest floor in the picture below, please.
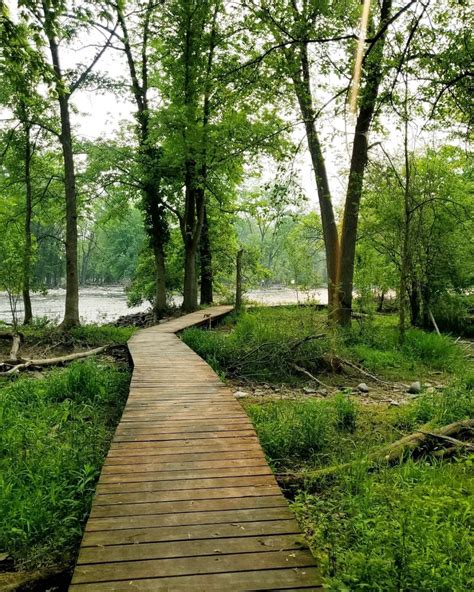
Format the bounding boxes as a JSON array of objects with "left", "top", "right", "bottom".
[{"left": 181, "top": 306, "right": 474, "bottom": 591}]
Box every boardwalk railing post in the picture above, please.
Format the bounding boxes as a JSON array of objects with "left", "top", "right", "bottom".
[{"left": 235, "top": 249, "right": 243, "bottom": 312}]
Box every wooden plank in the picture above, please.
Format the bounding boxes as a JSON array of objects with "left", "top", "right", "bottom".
[
  {"left": 94, "top": 484, "right": 281, "bottom": 505},
  {"left": 99, "top": 466, "right": 273, "bottom": 484},
  {"left": 104, "top": 449, "right": 266, "bottom": 465},
  {"left": 68, "top": 306, "right": 320, "bottom": 591},
  {"left": 90, "top": 495, "right": 287, "bottom": 519},
  {"left": 81, "top": 519, "right": 301, "bottom": 547},
  {"left": 96, "top": 475, "right": 278, "bottom": 495},
  {"left": 100, "top": 458, "right": 267, "bottom": 474},
  {"left": 77, "top": 533, "right": 307, "bottom": 564},
  {"left": 85, "top": 507, "right": 295, "bottom": 532},
  {"left": 71, "top": 550, "right": 316, "bottom": 584},
  {"left": 69, "top": 568, "right": 322, "bottom": 591}
]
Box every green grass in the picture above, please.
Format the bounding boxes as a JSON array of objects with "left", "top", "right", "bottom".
[
  {"left": 19, "top": 320, "right": 135, "bottom": 347},
  {"left": 246, "top": 387, "right": 473, "bottom": 591},
  {"left": 182, "top": 306, "right": 464, "bottom": 384},
  {"left": 293, "top": 460, "right": 474, "bottom": 591},
  {"left": 0, "top": 360, "right": 130, "bottom": 569}
]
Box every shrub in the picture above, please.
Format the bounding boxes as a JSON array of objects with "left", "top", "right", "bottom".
[{"left": 294, "top": 460, "right": 474, "bottom": 592}]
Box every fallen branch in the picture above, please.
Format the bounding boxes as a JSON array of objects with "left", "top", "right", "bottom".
[
  {"left": 0, "top": 345, "right": 109, "bottom": 374},
  {"left": 9, "top": 333, "right": 22, "bottom": 362},
  {"left": 337, "top": 357, "right": 390, "bottom": 385},
  {"left": 291, "top": 363, "right": 333, "bottom": 390},
  {"left": 278, "top": 419, "right": 474, "bottom": 488}
]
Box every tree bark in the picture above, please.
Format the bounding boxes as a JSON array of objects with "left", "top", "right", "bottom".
[
  {"left": 117, "top": 1, "right": 168, "bottom": 317},
  {"left": 337, "top": 0, "right": 393, "bottom": 326},
  {"left": 43, "top": 10, "right": 80, "bottom": 329},
  {"left": 199, "top": 205, "right": 213, "bottom": 305},
  {"left": 235, "top": 248, "right": 243, "bottom": 312},
  {"left": 22, "top": 123, "right": 33, "bottom": 325},
  {"left": 290, "top": 43, "right": 339, "bottom": 314},
  {"left": 183, "top": 241, "right": 198, "bottom": 313}
]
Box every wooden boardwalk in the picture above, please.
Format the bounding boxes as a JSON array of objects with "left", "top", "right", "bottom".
[{"left": 69, "top": 306, "right": 321, "bottom": 591}]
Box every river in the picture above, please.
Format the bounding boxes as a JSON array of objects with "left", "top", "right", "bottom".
[{"left": 0, "top": 286, "right": 329, "bottom": 325}]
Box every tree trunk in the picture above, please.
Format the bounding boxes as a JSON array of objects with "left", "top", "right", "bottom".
[
  {"left": 183, "top": 242, "right": 198, "bottom": 313},
  {"left": 22, "top": 124, "right": 33, "bottom": 325},
  {"left": 116, "top": 2, "right": 169, "bottom": 321},
  {"left": 235, "top": 249, "right": 243, "bottom": 312},
  {"left": 199, "top": 206, "right": 213, "bottom": 305},
  {"left": 337, "top": 0, "right": 393, "bottom": 326},
  {"left": 143, "top": 175, "right": 168, "bottom": 319},
  {"left": 153, "top": 241, "right": 167, "bottom": 318},
  {"left": 58, "top": 93, "right": 80, "bottom": 329},
  {"left": 291, "top": 44, "right": 339, "bottom": 315},
  {"left": 45, "top": 25, "right": 80, "bottom": 329},
  {"left": 377, "top": 290, "right": 385, "bottom": 313}
]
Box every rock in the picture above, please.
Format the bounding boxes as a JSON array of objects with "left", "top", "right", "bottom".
[
  {"left": 253, "top": 389, "right": 265, "bottom": 397},
  {"left": 234, "top": 391, "right": 248, "bottom": 399},
  {"left": 407, "top": 381, "right": 421, "bottom": 394},
  {"left": 317, "top": 388, "right": 328, "bottom": 396},
  {"left": 303, "top": 386, "right": 318, "bottom": 394},
  {"left": 357, "top": 382, "right": 370, "bottom": 393}
]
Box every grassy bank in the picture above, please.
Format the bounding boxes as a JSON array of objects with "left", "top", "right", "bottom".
[
  {"left": 182, "top": 306, "right": 474, "bottom": 591},
  {"left": 0, "top": 324, "right": 133, "bottom": 572},
  {"left": 182, "top": 306, "right": 464, "bottom": 383}
]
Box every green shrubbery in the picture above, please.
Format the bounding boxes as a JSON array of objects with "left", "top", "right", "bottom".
[
  {"left": 294, "top": 460, "right": 473, "bottom": 591},
  {"left": 182, "top": 306, "right": 463, "bottom": 383},
  {"left": 0, "top": 360, "right": 129, "bottom": 568}
]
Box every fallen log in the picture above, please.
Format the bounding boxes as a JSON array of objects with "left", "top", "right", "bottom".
[
  {"left": 1, "top": 345, "right": 109, "bottom": 374},
  {"left": 278, "top": 419, "right": 474, "bottom": 488}
]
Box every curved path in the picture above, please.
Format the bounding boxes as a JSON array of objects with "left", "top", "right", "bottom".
[{"left": 69, "top": 306, "right": 321, "bottom": 591}]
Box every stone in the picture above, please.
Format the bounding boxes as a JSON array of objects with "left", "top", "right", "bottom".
[
  {"left": 303, "top": 386, "right": 318, "bottom": 394},
  {"left": 234, "top": 391, "right": 248, "bottom": 399},
  {"left": 357, "top": 382, "right": 370, "bottom": 393},
  {"left": 407, "top": 381, "right": 421, "bottom": 394}
]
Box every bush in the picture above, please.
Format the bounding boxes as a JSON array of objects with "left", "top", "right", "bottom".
[
  {"left": 0, "top": 360, "right": 130, "bottom": 568},
  {"left": 182, "top": 306, "right": 334, "bottom": 383},
  {"left": 395, "top": 376, "right": 474, "bottom": 430},
  {"left": 432, "top": 293, "right": 474, "bottom": 337}
]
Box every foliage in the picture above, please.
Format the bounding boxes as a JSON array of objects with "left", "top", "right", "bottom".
[
  {"left": 182, "top": 306, "right": 464, "bottom": 383},
  {"left": 247, "top": 399, "right": 334, "bottom": 466},
  {"left": 0, "top": 360, "right": 130, "bottom": 567},
  {"left": 357, "top": 146, "right": 473, "bottom": 331},
  {"left": 293, "top": 460, "right": 474, "bottom": 592}
]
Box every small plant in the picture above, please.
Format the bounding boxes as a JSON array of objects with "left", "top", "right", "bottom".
[
  {"left": 246, "top": 399, "right": 334, "bottom": 466},
  {"left": 0, "top": 360, "right": 130, "bottom": 567},
  {"left": 333, "top": 393, "right": 357, "bottom": 432}
]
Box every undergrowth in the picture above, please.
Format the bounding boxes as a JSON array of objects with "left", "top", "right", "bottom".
[
  {"left": 0, "top": 360, "right": 130, "bottom": 568},
  {"left": 183, "top": 306, "right": 473, "bottom": 590},
  {"left": 182, "top": 306, "right": 463, "bottom": 383}
]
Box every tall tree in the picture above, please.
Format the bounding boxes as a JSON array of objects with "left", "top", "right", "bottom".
[
  {"left": 14, "top": 1, "right": 114, "bottom": 328},
  {"left": 112, "top": 0, "right": 169, "bottom": 318},
  {"left": 250, "top": 0, "right": 394, "bottom": 324}
]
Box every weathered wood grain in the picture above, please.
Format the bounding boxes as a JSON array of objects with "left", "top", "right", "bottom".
[{"left": 69, "top": 306, "right": 321, "bottom": 590}]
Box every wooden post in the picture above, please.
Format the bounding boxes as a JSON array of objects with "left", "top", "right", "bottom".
[{"left": 235, "top": 249, "right": 243, "bottom": 312}]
